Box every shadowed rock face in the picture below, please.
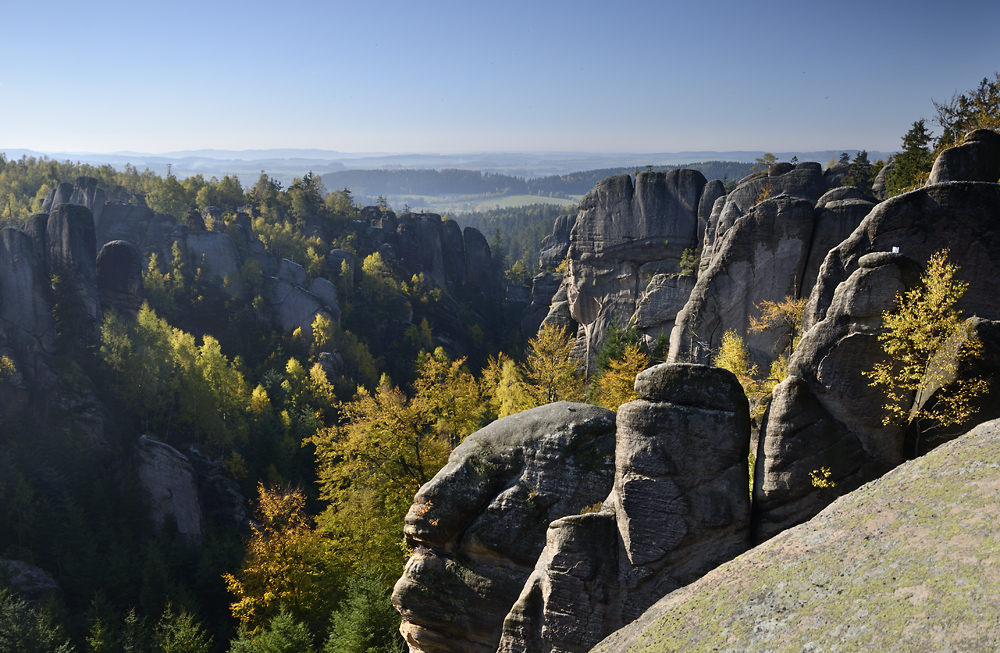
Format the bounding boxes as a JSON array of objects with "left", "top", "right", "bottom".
[
  {"left": 804, "top": 182, "right": 1000, "bottom": 330},
  {"left": 46, "top": 203, "right": 101, "bottom": 323},
  {"left": 496, "top": 364, "right": 751, "bottom": 653},
  {"left": 136, "top": 436, "right": 203, "bottom": 540},
  {"left": 97, "top": 240, "right": 144, "bottom": 316},
  {"left": 392, "top": 402, "right": 616, "bottom": 653},
  {"left": 0, "top": 227, "right": 56, "bottom": 353},
  {"left": 593, "top": 418, "right": 1000, "bottom": 653},
  {"left": 758, "top": 178, "right": 1000, "bottom": 542}
]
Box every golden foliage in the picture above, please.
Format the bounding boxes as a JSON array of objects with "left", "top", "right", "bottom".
[
  {"left": 522, "top": 325, "right": 584, "bottom": 406},
  {"left": 222, "top": 484, "right": 337, "bottom": 635},
  {"left": 866, "top": 250, "right": 989, "bottom": 445},
  {"left": 595, "top": 342, "right": 650, "bottom": 411}
]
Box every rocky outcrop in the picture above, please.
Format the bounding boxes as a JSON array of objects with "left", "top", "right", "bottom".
[
  {"left": 0, "top": 227, "right": 56, "bottom": 353},
  {"left": 632, "top": 273, "right": 695, "bottom": 347},
  {"left": 136, "top": 435, "right": 203, "bottom": 539},
  {"left": 392, "top": 402, "right": 617, "bottom": 653},
  {"left": 593, "top": 418, "right": 1000, "bottom": 653},
  {"left": 184, "top": 230, "right": 242, "bottom": 296},
  {"left": 263, "top": 277, "right": 339, "bottom": 335},
  {"left": 753, "top": 252, "right": 922, "bottom": 541},
  {"left": 46, "top": 203, "right": 100, "bottom": 322},
  {"left": 804, "top": 182, "right": 1000, "bottom": 330},
  {"left": 96, "top": 240, "right": 144, "bottom": 316},
  {"left": 495, "top": 364, "right": 751, "bottom": 653},
  {"left": 464, "top": 225, "right": 496, "bottom": 295},
  {"left": 538, "top": 170, "right": 706, "bottom": 362},
  {"left": 802, "top": 187, "right": 877, "bottom": 292},
  {"left": 0, "top": 559, "right": 61, "bottom": 603},
  {"left": 521, "top": 271, "right": 564, "bottom": 338},
  {"left": 926, "top": 128, "right": 1000, "bottom": 185},
  {"left": 668, "top": 196, "right": 816, "bottom": 368},
  {"left": 538, "top": 213, "right": 576, "bottom": 270}
]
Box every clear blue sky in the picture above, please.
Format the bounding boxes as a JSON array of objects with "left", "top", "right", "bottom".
[{"left": 2, "top": 0, "right": 998, "bottom": 154}]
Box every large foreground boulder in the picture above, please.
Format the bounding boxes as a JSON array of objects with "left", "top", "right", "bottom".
[
  {"left": 593, "top": 418, "right": 1000, "bottom": 652},
  {"left": 392, "top": 402, "right": 617, "bottom": 653}
]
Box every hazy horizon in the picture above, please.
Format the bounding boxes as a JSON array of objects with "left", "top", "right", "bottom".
[{"left": 3, "top": 0, "right": 998, "bottom": 155}]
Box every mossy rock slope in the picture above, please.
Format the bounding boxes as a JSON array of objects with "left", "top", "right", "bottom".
[{"left": 593, "top": 418, "right": 1000, "bottom": 652}]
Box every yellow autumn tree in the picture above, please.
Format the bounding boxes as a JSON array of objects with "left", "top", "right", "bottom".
[
  {"left": 595, "top": 342, "right": 650, "bottom": 411},
  {"left": 311, "top": 349, "right": 483, "bottom": 576},
  {"left": 522, "top": 325, "right": 584, "bottom": 406},
  {"left": 867, "top": 249, "right": 989, "bottom": 454},
  {"left": 223, "top": 484, "right": 338, "bottom": 636}
]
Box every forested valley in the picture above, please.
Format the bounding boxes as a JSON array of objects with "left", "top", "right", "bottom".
[{"left": 0, "top": 154, "right": 650, "bottom": 653}]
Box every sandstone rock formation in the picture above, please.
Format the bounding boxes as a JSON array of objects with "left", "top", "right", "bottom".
[
  {"left": 0, "top": 227, "right": 56, "bottom": 354},
  {"left": 496, "top": 364, "right": 751, "bottom": 653},
  {"left": 46, "top": 203, "right": 100, "bottom": 322},
  {"left": 136, "top": 435, "right": 204, "bottom": 539},
  {"left": 668, "top": 196, "right": 817, "bottom": 368},
  {"left": 96, "top": 240, "right": 144, "bottom": 315},
  {"left": 538, "top": 170, "right": 707, "bottom": 361},
  {"left": 759, "top": 162, "right": 1000, "bottom": 541},
  {"left": 392, "top": 402, "right": 617, "bottom": 653},
  {"left": 926, "top": 128, "right": 1000, "bottom": 185},
  {"left": 0, "top": 559, "right": 61, "bottom": 603},
  {"left": 754, "top": 252, "right": 922, "bottom": 542},
  {"left": 593, "top": 418, "right": 1000, "bottom": 653}
]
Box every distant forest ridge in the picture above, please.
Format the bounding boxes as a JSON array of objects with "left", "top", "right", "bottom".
[{"left": 322, "top": 161, "right": 759, "bottom": 200}]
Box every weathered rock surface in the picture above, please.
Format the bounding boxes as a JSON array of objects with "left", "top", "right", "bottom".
[
  {"left": 263, "top": 277, "right": 338, "bottom": 335},
  {"left": 593, "top": 418, "right": 1000, "bottom": 653},
  {"left": 668, "top": 196, "right": 816, "bottom": 368},
  {"left": 632, "top": 273, "right": 695, "bottom": 347},
  {"left": 754, "top": 252, "right": 922, "bottom": 541},
  {"left": 522, "top": 271, "right": 564, "bottom": 339},
  {"left": 0, "top": 227, "right": 56, "bottom": 353},
  {"left": 804, "top": 182, "right": 1000, "bottom": 330},
  {"left": 926, "top": 128, "right": 1000, "bottom": 185},
  {"left": 538, "top": 213, "right": 576, "bottom": 271},
  {"left": 464, "top": 225, "right": 496, "bottom": 295},
  {"left": 614, "top": 364, "right": 751, "bottom": 621},
  {"left": 392, "top": 402, "right": 617, "bottom": 653},
  {"left": 136, "top": 435, "right": 203, "bottom": 539},
  {"left": 540, "top": 170, "right": 707, "bottom": 363},
  {"left": 802, "top": 187, "right": 877, "bottom": 292},
  {"left": 46, "top": 203, "right": 100, "bottom": 321},
  {"left": 183, "top": 230, "right": 242, "bottom": 296},
  {"left": 96, "top": 240, "right": 144, "bottom": 315},
  {"left": 496, "top": 364, "right": 751, "bottom": 653}
]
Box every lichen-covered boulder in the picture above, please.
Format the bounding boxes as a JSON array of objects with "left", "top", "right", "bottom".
[
  {"left": 392, "top": 402, "right": 616, "bottom": 653},
  {"left": 593, "top": 418, "right": 1000, "bottom": 652}
]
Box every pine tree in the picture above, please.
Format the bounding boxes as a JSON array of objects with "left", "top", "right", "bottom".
[{"left": 885, "top": 120, "right": 934, "bottom": 196}]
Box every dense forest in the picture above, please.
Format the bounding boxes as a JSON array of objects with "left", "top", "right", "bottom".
[{"left": 0, "top": 152, "right": 653, "bottom": 653}]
